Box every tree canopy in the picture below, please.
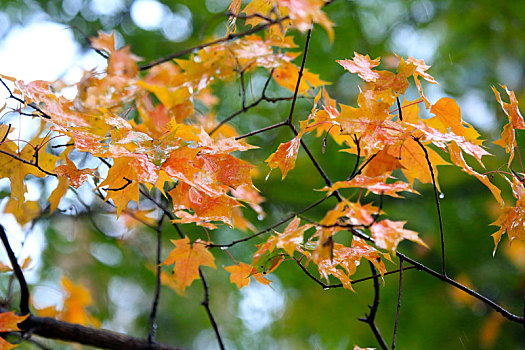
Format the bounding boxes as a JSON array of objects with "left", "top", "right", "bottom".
[{"left": 0, "top": 0, "right": 524, "bottom": 349}]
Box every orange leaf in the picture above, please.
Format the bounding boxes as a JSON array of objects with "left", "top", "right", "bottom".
[
  {"left": 448, "top": 142, "right": 503, "bottom": 205},
  {"left": 61, "top": 277, "right": 98, "bottom": 326},
  {"left": 273, "top": 217, "right": 313, "bottom": 256},
  {"left": 370, "top": 219, "right": 427, "bottom": 253},
  {"left": 387, "top": 139, "right": 449, "bottom": 190},
  {"left": 265, "top": 135, "right": 301, "bottom": 180},
  {"left": 0, "top": 311, "right": 28, "bottom": 350},
  {"left": 224, "top": 262, "right": 271, "bottom": 289},
  {"left": 319, "top": 175, "right": 418, "bottom": 198},
  {"left": 161, "top": 237, "right": 216, "bottom": 295}
]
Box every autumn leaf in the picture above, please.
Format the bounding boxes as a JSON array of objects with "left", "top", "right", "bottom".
[
  {"left": 265, "top": 132, "right": 303, "bottom": 180},
  {"left": 386, "top": 138, "right": 449, "bottom": 190},
  {"left": 370, "top": 219, "right": 427, "bottom": 253},
  {"left": 491, "top": 177, "right": 525, "bottom": 253},
  {"left": 225, "top": 262, "right": 270, "bottom": 289},
  {"left": 162, "top": 237, "right": 216, "bottom": 295},
  {"left": 337, "top": 52, "right": 381, "bottom": 82},
  {"left": 61, "top": 276, "right": 98, "bottom": 326},
  {"left": 273, "top": 217, "right": 313, "bottom": 256},
  {"left": 0, "top": 311, "right": 28, "bottom": 350},
  {"left": 319, "top": 175, "right": 418, "bottom": 198}
]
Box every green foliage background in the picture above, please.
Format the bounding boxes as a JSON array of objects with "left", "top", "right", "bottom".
[{"left": 0, "top": 0, "right": 524, "bottom": 348}]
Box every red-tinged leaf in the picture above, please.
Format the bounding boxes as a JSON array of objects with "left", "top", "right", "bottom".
[
  {"left": 412, "top": 122, "right": 490, "bottom": 166},
  {"left": 169, "top": 182, "right": 240, "bottom": 227},
  {"left": 449, "top": 142, "right": 503, "bottom": 205},
  {"left": 491, "top": 177, "right": 525, "bottom": 253},
  {"left": 319, "top": 175, "right": 418, "bottom": 198},
  {"left": 320, "top": 200, "right": 378, "bottom": 227},
  {"left": 399, "top": 56, "right": 437, "bottom": 109},
  {"left": 161, "top": 237, "right": 216, "bottom": 295},
  {"left": 492, "top": 85, "right": 525, "bottom": 130},
  {"left": 53, "top": 156, "right": 95, "bottom": 189},
  {"left": 337, "top": 52, "right": 381, "bottom": 82},
  {"left": 278, "top": 0, "right": 334, "bottom": 41},
  {"left": 273, "top": 217, "right": 313, "bottom": 256},
  {"left": 370, "top": 219, "right": 427, "bottom": 253},
  {"left": 265, "top": 134, "right": 301, "bottom": 180},
  {"left": 316, "top": 237, "right": 385, "bottom": 291}
]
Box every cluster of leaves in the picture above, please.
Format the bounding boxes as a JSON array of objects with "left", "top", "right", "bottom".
[{"left": 0, "top": 0, "right": 524, "bottom": 348}]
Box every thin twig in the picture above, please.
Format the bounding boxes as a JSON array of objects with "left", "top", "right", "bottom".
[
  {"left": 207, "top": 195, "right": 331, "bottom": 249},
  {"left": 286, "top": 28, "right": 312, "bottom": 125},
  {"left": 358, "top": 262, "right": 388, "bottom": 350},
  {"left": 412, "top": 137, "right": 446, "bottom": 276},
  {"left": 0, "top": 149, "right": 57, "bottom": 177},
  {"left": 396, "top": 97, "right": 403, "bottom": 122},
  {"left": 0, "top": 224, "right": 30, "bottom": 314},
  {"left": 199, "top": 268, "right": 225, "bottom": 350},
  {"left": 295, "top": 258, "right": 415, "bottom": 289},
  {"left": 235, "top": 120, "right": 288, "bottom": 140},
  {"left": 0, "top": 78, "right": 51, "bottom": 119},
  {"left": 148, "top": 213, "right": 166, "bottom": 344},
  {"left": 139, "top": 17, "right": 289, "bottom": 71},
  {"left": 391, "top": 256, "right": 403, "bottom": 350}
]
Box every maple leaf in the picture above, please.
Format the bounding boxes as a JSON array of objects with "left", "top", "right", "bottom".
[
  {"left": 273, "top": 61, "right": 327, "bottom": 94},
  {"left": 60, "top": 276, "right": 98, "bottom": 326},
  {"left": 273, "top": 217, "right": 313, "bottom": 256},
  {"left": 491, "top": 177, "right": 525, "bottom": 253},
  {"left": 319, "top": 175, "right": 418, "bottom": 198},
  {"left": 316, "top": 237, "right": 386, "bottom": 291},
  {"left": 386, "top": 139, "right": 449, "bottom": 190},
  {"left": 89, "top": 31, "right": 116, "bottom": 54},
  {"left": 224, "top": 262, "right": 270, "bottom": 289},
  {"left": 265, "top": 134, "right": 301, "bottom": 179},
  {"left": 448, "top": 142, "right": 503, "bottom": 205},
  {"left": 492, "top": 85, "right": 525, "bottom": 166},
  {"left": 370, "top": 219, "right": 427, "bottom": 253},
  {"left": 337, "top": 52, "right": 381, "bottom": 82},
  {"left": 162, "top": 237, "right": 216, "bottom": 295},
  {"left": 227, "top": 0, "right": 243, "bottom": 32},
  {"left": 278, "top": 0, "right": 334, "bottom": 41},
  {"left": 0, "top": 311, "right": 28, "bottom": 350},
  {"left": 54, "top": 155, "right": 95, "bottom": 189}
]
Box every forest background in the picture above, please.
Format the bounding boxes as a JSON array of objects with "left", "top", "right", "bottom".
[{"left": 0, "top": 0, "right": 524, "bottom": 349}]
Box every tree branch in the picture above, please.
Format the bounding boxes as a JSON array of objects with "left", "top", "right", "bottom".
[
  {"left": 0, "top": 224, "right": 30, "bottom": 315},
  {"left": 17, "top": 314, "right": 183, "bottom": 350},
  {"left": 358, "top": 262, "right": 388, "bottom": 350}
]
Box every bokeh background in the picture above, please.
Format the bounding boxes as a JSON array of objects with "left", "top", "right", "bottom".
[{"left": 0, "top": 0, "right": 524, "bottom": 349}]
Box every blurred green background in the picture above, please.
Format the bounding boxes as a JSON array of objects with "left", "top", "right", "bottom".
[{"left": 0, "top": 0, "right": 524, "bottom": 349}]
